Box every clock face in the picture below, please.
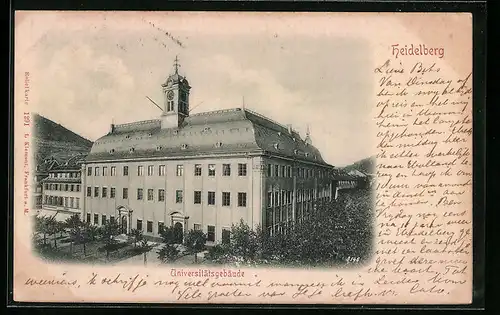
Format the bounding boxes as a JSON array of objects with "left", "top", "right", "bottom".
[{"left": 167, "top": 91, "right": 174, "bottom": 100}]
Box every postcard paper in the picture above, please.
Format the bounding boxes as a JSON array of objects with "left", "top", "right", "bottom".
[{"left": 13, "top": 11, "right": 473, "bottom": 304}]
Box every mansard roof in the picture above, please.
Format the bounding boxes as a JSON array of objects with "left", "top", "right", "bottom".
[{"left": 86, "top": 108, "right": 331, "bottom": 167}]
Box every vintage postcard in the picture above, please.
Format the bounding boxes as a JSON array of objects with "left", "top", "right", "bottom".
[{"left": 13, "top": 11, "right": 473, "bottom": 304}]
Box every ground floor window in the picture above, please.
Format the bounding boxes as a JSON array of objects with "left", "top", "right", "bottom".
[
  {"left": 194, "top": 223, "right": 201, "bottom": 231},
  {"left": 147, "top": 220, "right": 153, "bottom": 233},
  {"left": 137, "top": 219, "right": 143, "bottom": 231},
  {"left": 207, "top": 225, "right": 215, "bottom": 242},
  {"left": 94, "top": 214, "right": 99, "bottom": 225},
  {"left": 86, "top": 213, "right": 91, "bottom": 223},
  {"left": 102, "top": 215, "right": 107, "bottom": 225},
  {"left": 158, "top": 222, "right": 164, "bottom": 234}
]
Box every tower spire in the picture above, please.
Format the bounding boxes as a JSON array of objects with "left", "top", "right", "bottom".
[
  {"left": 242, "top": 96, "right": 245, "bottom": 109},
  {"left": 173, "top": 55, "right": 180, "bottom": 74}
]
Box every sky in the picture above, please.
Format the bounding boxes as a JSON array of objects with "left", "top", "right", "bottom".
[{"left": 19, "top": 12, "right": 379, "bottom": 166}]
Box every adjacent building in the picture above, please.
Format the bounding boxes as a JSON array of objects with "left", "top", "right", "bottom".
[
  {"left": 39, "top": 155, "right": 86, "bottom": 221},
  {"left": 82, "top": 60, "right": 337, "bottom": 243},
  {"left": 32, "top": 158, "right": 59, "bottom": 210},
  {"left": 333, "top": 169, "right": 360, "bottom": 194}
]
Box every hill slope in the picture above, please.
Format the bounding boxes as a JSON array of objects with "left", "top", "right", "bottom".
[
  {"left": 342, "top": 156, "right": 376, "bottom": 174},
  {"left": 33, "top": 113, "right": 93, "bottom": 164}
]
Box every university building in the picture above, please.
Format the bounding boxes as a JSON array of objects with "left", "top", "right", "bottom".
[{"left": 82, "top": 60, "right": 336, "bottom": 243}]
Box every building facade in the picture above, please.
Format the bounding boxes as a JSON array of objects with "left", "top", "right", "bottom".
[
  {"left": 32, "top": 157, "right": 61, "bottom": 210},
  {"left": 40, "top": 156, "right": 86, "bottom": 220},
  {"left": 82, "top": 61, "right": 336, "bottom": 243}
]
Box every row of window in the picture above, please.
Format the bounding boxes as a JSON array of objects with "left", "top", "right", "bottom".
[
  {"left": 84, "top": 213, "right": 228, "bottom": 243},
  {"left": 266, "top": 164, "right": 328, "bottom": 179},
  {"left": 86, "top": 163, "right": 248, "bottom": 177},
  {"left": 266, "top": 188, "right": 332, "bottom": 207},
  {"left": 43, "top": 195, "right": 80, "bottom": 209},
  {"left": 338, "top": 180, "right": 357, "bottom": 186},
  {"left": 48, "top": 172, "right": 81, "bottom": 179},
  {"left": 44, "top": 183, "right": 81, "bottom": 192},
  {"left": 266, "top": 202, "right": 313, "bottom": 225},
  {"left": 85, "top": 164, "right": 331, "bottom": 179},
  {"left": 192, "top": 225, "right": 229, "bottom": 243},
  {"left": 86, "top": 186, "right": 248, "bottom": 207}
]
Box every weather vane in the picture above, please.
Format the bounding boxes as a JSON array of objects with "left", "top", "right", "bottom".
[{"left": 173, "top": 55, "right": 180, "bottom": 74}]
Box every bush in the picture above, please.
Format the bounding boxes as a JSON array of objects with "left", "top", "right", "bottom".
[
  {"left": 229, "top": 220, "right": 261, "bottom": 262},
  {"left": 184, "top": 229, "right": 207, "bottom": 263},
  {"left": 205, "top": 244, "right": 231, "bottom": 263},
  {"left": 157, "top": 244, "right": 179, "bottom": 263}
]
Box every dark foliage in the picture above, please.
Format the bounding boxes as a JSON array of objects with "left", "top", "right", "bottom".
[
  {"left": 98, "top": 218, "right": 120, "bottom": 260},
  {"left": 157, "top": 244, "right": 179, "bottom": 263},
  {"left": 159, "top": 226, "right": 177, "bottom": 245},
  {"left": 130, "top": 228, "right": 143, "bottom": 248},
  {"left": 184, "top": 230, "right": 207, "bottom": 263},
  {"left": 207, "top": 188, "right": 373, "bottom": 267}
]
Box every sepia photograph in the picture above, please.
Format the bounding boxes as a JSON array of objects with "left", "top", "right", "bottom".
[
  {"left": 13, "top": 11, "right": 475, "bottom": 304},
  {"left": 29, "top": 15, "right": 375, "bottom": 268}
]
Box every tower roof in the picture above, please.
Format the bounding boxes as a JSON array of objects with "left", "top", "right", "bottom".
[{"left": 162, "top": 56, "right": 190, "bottom": 87}]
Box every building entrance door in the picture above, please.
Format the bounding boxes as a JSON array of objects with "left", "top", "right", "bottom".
[
  {"left": 121, "top": 215, "right": 128, "bottom": 234},
  {"left": 173, "top": 222, "right": 183, "bottom": 244}
]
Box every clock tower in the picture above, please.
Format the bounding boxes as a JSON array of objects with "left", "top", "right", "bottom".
[{"left": 161, "top": 56, "right": 191, "bottom": 129}]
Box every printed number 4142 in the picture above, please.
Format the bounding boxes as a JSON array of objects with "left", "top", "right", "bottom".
[{"left": 346, "top": 256, "right": 360, "bottom": 263}]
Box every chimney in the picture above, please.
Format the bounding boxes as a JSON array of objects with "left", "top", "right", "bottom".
[
  {"left": 110, "top": 123, "right": 115, "bottom": 133},
  {"left": 287, "top": 124, "right": 293, "bottom": 134}
]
